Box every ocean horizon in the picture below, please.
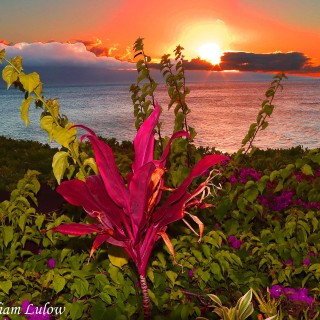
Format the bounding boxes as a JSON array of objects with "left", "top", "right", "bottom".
[{"left": 1, "top": 72, "right": 319, "bottom": 153}]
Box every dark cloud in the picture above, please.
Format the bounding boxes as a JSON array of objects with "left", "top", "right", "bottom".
[{"left": 219, "top": 51, "right": 309, "bottom": 71}]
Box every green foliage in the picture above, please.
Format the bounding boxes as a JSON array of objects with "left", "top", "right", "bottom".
[
  {"left": 0, "top": 52, "right": 94, "bottom": 183},
  {"left": 236, "top": 73, "right": 287, "bottom": 160}
]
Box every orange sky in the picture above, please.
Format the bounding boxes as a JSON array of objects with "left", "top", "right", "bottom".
[{"left": 1, "top": 0, "right": 319, "bottom": 75}]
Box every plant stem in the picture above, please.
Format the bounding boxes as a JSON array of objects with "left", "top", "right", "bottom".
[{"left": 139, "top": 274, "right": 151, "bottom": 319}]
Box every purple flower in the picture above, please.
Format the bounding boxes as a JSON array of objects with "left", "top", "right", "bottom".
[
  {"left": 303, "top": 258, "right": 311, "bottom": 267},
  {"left": 47, "top": 258, "right": 55, "bottom": 269},
  {"left": 231, "top": 239, "right": 243, "bottom": 249},
  {"left": 270, "top": 285, "right": 284, "bottom": 299},
  {"left": 283, "top": 259, "right": 293, "bottom": 266},
  {"left": 228, "top": 235, "right": 236, "bottom": 244},
  {"left": 188, "top": 268, "right": 197, "bottom": 277},
  {"left": 229, "top": 174, "right": 238, "bottom": 184},
  {"left": 37, "top": 248, "right": 43, "bottom": 254},
  {"left": 228, "top": 235, "right": 243, "bottom": 249}
]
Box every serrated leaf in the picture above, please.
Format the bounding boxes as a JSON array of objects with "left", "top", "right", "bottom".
[
  {"left": 19, "top": 72, "right": 40, "bottom": 93},
  {"left": 20, "top": 96, "right": 34, "bottom": 126},
  {"left": 2, "top": 65, "right": 19, "bottom": 89},
  {"left": 108, "top": 246, "right": 129, "bottom": 268},
  {"left": 52, "top": 151, "right": 69, "bottom": 184}
]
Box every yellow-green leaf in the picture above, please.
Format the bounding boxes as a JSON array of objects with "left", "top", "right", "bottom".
[
  {"left": 301, "top": 164, "right": 313, "bottom": 176},
  {"left": 108, "top": 246, "right": 129, "bottom": 268},
  {"left": 52, "top": 274, "right": 66, "bottom": 293},
  {"left": 10, "top": 56, "right": 23, "bottom": 72},
  {"left": 83, "top": 157, "right": 98, "bottom": 174},
  {"left": 52, "top": 151, "right": 69, "bottom": 184},
  {"left": 0, "top": 49, "right": 5, "bottom": 63},
  {"left": 40, "top": 115, "right": 54, "bottom": 141},
  {"left": 0, "top": 280, "right": 12, "bottom": 295},
  {"left": 34, "top": 81, "right": 43, "bottom": 96},
  {"left": 53, "top": 123, "right": 76, "bottom": 148},
  {"left": 2, "top": 65, "right": 19, "bottom": 89},
  {"left": 20, "top": 96, "right": 34, "bottom": 126},
  {"left": 46, "top": 99, "right": 60, "bottom": 120},
  {"left": 19, "top": 72, "right": 41, "bottom": 94}
]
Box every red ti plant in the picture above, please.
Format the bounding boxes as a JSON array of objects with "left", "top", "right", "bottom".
[{"left": 50, "top": 103, "right": 228, "bottom": 318}]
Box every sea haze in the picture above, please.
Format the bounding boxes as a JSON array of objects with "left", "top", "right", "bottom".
[{"left": 0, "top": 71, "right": 319, "bottom": 153}]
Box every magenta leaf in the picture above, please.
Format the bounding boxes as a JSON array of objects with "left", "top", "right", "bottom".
[
  {"left": 132, "top": 102, "right": 160, "bottom": 172},
  {"left": 50, "top": 223, "right": 101, "bottom": 235}
]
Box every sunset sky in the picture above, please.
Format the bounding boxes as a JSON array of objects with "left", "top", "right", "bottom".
[{"left": 1, "top": 0, "right": 320, "bottom": 80}]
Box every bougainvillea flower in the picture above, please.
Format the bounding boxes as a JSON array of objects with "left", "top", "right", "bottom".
[{"left": 50, "top": 103, "right": 228, "bottom": 277}]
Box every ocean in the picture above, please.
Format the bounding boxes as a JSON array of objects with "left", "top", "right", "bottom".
[{"left": 1, "top": 77, "right": 319, "bottom": 153}]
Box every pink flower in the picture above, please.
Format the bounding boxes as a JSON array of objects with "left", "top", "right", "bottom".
[
  {"left": 47, "top": 258, "right": 55, "bottom": 269},
  {"left": 303, "top": 258, "right": 311, "bottom": 266}
]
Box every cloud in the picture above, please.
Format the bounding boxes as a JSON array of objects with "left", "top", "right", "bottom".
[
  {"left": 219, "top": 51, "right": 310, "bottom": 71},
  {"left": 0, "top": 41, "right": 134, "bottom": 69}
]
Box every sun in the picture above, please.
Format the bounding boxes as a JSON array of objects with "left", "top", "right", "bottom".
[{"left": 198, "top": 43, "right": 222, "bottom": 65}]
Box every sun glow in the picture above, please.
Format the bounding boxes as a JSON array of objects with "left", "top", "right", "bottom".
[{"left": 198, "top": 43, "right": 222, "bottom": 65}]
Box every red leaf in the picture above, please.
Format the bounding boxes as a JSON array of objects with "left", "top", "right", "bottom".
[
  {"left": 132, "top": 102, "right": 160, "bottom": 172},
  {"left": 82, "top": 133, "right": 130, "bottom": 210},
  {"left": 50, "top": 223, "right": 100, "bottom": 235}
]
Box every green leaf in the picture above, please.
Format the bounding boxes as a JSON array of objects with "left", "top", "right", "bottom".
[
  {"left": 18, "top": 213, "right": 27, "bottom": 232},
  {"left": 0, "top": 280, "right": 12, "bottom": 294},
  {"left": 52, "top": 151, "right": 69, "bottom": 184},
  {"left": 70, "top": 302, "right": 84, "bottom": 320},
  {"left": 208, "top": 294, "right": 223, "bottom": 307},
  {"left": 100, "top": 292, "right": 112, "bottom": 304},
  {"left": 237, "top": 289, "right": 253, "bottom": 318},
  {"left": 108, "top": 246, "right": 129, "bottom": 268},
  {"left": 3, "top": 226, "right": 14, "bottom": 247},
  {"left": 20, "top": 96, "right": 34, "bottom": 126},
  {"left": 2, "top": 65, "right": 19, "bottom": 89},
  {"left": 244, "top": 188, "right": 258, "bottom": 203},
  {"left": 35, "top": 215, "right": 45, "bottom": 230},
  {"left": 301, "top": 164, "right": 313, "bottom": 176},
  {"left": 91, "top": 301, "right": 114, "bottom": 320},
  {"left": 166, "top": 270, "right": 178, "bottom": 286},
  {"left": 52, "top": 274, "right": 66, "bottom": 293},
  {"left": 72, "top": 278, "right": 89, "bottom": 298},
  {"left": 94, "top": 274, "right": 109, "bottom": 292},
  {"left": 147, "top": 289, "right": 159, "bottom": 307},
  {"left": 19, "top": 72, "right": 40, "bottom": 93}
]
